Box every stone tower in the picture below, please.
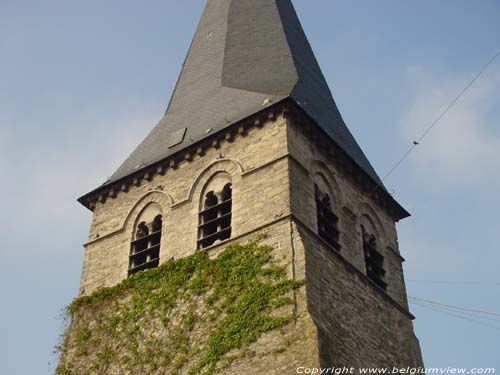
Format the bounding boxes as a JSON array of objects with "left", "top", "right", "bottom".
[{"left": 73, "top": 0, "right": 423, "bottom": 373}]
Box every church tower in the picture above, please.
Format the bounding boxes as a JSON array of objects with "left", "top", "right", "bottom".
[{"left": 64, "top": 0, "right": 423, "bottom": 373}]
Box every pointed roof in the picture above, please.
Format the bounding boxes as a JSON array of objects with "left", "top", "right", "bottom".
[{"left": 106, "top": 0, "right": 383, "bottom": 186}]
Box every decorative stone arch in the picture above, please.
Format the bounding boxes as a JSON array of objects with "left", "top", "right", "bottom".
[
  {"left": 359, "top": 214, "right": 379, "bottom": 242},
  {"left": 122, "top": 191, "right": 173, "bottom": 238},
  {"left": 310, "top": 160, "right": 344, "bottom": 208},
  {"left": 196, "top": 169, "right": 235, "bottom": 249},
  {"left": 186, "top": 159, "right": 243, "bottom": 204},
  {"left": 357, "top": 202, "right": 387, "bottom": 241},
  {"left": 199, "top": 172, "right": 233, "bottom": 211},
  {"left": 357, "top": 203, "right": 389, "bottom": 290},
  {"left": 121, "top": 191, "right": 173, "bottom": 276},
  {"left": 131, "top": 203, "right": 163, "bottom": 240},
  {"left": 310, "top": 160, "right": 343, "bottom": 251}
]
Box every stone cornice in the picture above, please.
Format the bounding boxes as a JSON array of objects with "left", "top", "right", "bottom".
[
  {"left": 78, "top": 99, "right": 291, "bottom": 211},
  {"left": 78, "top": 98, "right": 410, "bottom": 224},
  {"left": 284, "top": 101, "right": 410, "bottom": 222}
]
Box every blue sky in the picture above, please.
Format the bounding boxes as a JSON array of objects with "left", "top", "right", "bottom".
[{"left": 1, "top": 1, "right": 499, "bottom": 373}]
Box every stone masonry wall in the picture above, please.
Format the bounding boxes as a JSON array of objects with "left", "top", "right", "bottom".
[
  {"left": 66, "top": 217, "right": 321, "bottom": 375},
  {"left": 286, "top": 116, "right": 423, "bottom": 367},
  {"left": 74, "top": 110, "right": 423, "bottom": 373},
  {"left": 80, "top": 115, "right": 290, "bottom": 295},
  {"left": 213, "top": 219, "right": 320, "bottom": 375},
  {"left": 292, "top": 221, "right": 423, "bottom": 368},
  {"left": 286, "top": 117, "right": 410, "bottom": 308}
]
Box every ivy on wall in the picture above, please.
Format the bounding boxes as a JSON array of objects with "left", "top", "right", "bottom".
[{"left": 56, "top": 241, "right": 302, "bottom": 375}]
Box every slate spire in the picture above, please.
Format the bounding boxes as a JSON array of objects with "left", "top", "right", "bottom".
[{"left": 108, "top": 0, "right": 383, "bottom": 186}]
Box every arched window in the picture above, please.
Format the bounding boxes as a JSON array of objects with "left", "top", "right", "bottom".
[
  {"left": 198, "top": 175, "right": 233, "bottom": 249},
  {"left": 128, "top": 206, "right": 163, "bottom": 276},
  {"left": 361, "top": 224, "right": 386, "bottom": 290},
  {"left": 314, "top": 183, "right": 340, "bottom": 251}
]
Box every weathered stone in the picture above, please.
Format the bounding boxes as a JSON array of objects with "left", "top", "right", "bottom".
[{"left": 66, "top": 113, "right": 423, "bottom": 374}]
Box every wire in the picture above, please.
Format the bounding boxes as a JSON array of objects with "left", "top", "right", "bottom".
[
  {"left": 411, "top": 300, "right": 500, "bottom": 326},
  {"left": 409, "top": 296, "right": 500, "bottom": 317},
  {"left": 407, "top": 279, "right": 500, "bottom": 286},
  {"left": 410, "top": 299, "right": 500, "bottom": 324},
  {"left": 410, "top": 300, "right": 500, "bottom": 331},
  {"left": 411, "top": 48, "right": 500, "bottom": 148},
  {"left": 370, "top": 46, "right": 500, "bottom": 196}
]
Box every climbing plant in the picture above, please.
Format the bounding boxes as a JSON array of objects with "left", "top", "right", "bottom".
[{"left": 56, "top": 240, "right": 302, "bottom": 375}]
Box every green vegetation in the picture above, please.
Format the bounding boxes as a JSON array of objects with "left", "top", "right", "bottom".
[{"left": 56, "top": 240, "right": 302, "bottom": 375}]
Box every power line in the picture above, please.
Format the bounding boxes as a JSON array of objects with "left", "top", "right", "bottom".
[
  {"left": 407, "top": 279, "right": 500, "bottom": 286},
  {"left": 410, "top": 298, "right": 500, "bottom": 324},
  {"left": 410, "top": 300, "right": 500, "bottom": 331},
  {"left": 409, "top": 296, "right": 500, "bottom": 317},
  {"left": 411, "top": 300, "right": 500, "bottom": 327},
  {"left": 370, "top": 46, "right": 500, "bottom": 195}
]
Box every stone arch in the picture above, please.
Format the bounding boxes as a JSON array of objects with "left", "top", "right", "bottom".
[
  {"left": 127, "top": 200, "right": 165, "bottom": 276},
  {"left": 359, "top": 214, "right": 379, "bottom": 243},
  {"left": 310, "top": 160, "right": 344, "bottom": 208},
  {"left": 358, "top": 207, "right": 388, "bottom": 290},
  {"left": 186, "top": 159, "right": 244, "bottom": 206},
  {"left": 197, "top": 171, "right": 234, "bottom": 249},
  {"left": 186, "top": 159, "right": 243, "bottom": 204},
  {"left": 132, "top": 203, "right": 163, "bottom": 241},
  {"left": 199, "top": 172, "right": 233, "bottom": 211},
  {"left": 122, "top": 190, "right": 173, "bottom": 237},
  {"left": 312, "top": 173, "right": 336, "bottom": 213},
  {"left": 310, "top": 161, "right": 343, "bottom": 251},
  {"left": 357, "top": 202, "right": 386, "bottom": 240}
]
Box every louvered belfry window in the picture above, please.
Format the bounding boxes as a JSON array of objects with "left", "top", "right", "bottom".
[
  {"left": 362, "top": 226, "right": 387, "bottom": 290},
  {"left": 315, "top": 184, "right": 341, "bottom": 251},
  {"left": 128, "top": 215, "right": 162, "bottom": 276},
  {"left": 198, "top": 183, "right": 232, "bottom": 249}
]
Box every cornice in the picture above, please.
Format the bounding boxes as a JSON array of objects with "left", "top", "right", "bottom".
[
  {"left": 284, "top": 102, "right": 410, "bottom": 222},
  {"left": 78, "top": 98, "right": 409, "bottom": 224},
  {"left": 78, "top": 99, "right": 291, "bottom": 211}
]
